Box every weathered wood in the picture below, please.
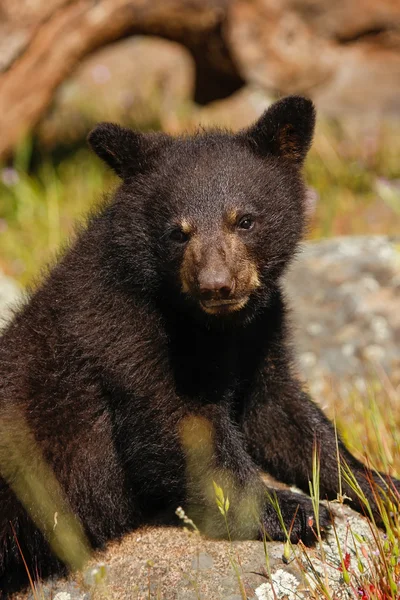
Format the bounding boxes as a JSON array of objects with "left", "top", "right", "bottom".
[
  {"left": 0, "top": 0, "right": 230, "bottom": 159},
  {"left": 1, "top": 0, "right": 400, "bottom": 158}
]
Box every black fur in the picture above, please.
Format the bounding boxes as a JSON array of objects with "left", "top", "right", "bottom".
[{"left": 0, "top": 96, "right": 397, "bottom": 595}]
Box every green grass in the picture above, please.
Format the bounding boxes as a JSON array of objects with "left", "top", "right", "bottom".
[
  {"left": 0, "top": 143, "right": 112, "bottom": 286},
  {"left": 319, "top": 377, "right": 400, "bottom": 599},
  {"left": 332, "top": 376, "right": 400, "bottom": 477},
  {"left": 306, "top": 118, "right": 400, "bottom": 238},
  {"left": 212, "top": 379, "right": 400, "bottom": 599}
]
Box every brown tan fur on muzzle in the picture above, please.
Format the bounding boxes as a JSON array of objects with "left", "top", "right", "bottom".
[{"left": 180, "top": 227, "right": 260, "bottom": 313}]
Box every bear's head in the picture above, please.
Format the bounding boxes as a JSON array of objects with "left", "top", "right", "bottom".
[{"left": 88, "top": 96, "right": 315, "bottom": 323}]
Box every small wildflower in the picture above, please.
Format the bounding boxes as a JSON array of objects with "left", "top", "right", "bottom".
[
  {"left": 175, "top": 506, "right": 199, "bottom": 532},
  {"left": 91, "top": 64, "right": 111, "bottom": 84},
  {"left": 361, "top": 546, "right": 369, "bottom": 559},
  {"left": 1, "top": 167, "right": 19, "bottom": 186},
  {"left": 84, "top": 562, "right": 108, "bottom": 586}
]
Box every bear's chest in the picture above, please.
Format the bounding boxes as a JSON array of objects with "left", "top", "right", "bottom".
[{"left": 168, "top": 325, "right": 258, "bottom": 407}]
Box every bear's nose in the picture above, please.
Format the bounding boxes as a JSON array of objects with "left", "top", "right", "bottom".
[{"left": 198, "top": 269, "right": 234, "bottom": 300}]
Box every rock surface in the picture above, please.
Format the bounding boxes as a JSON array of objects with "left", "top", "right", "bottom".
[
  {"left": 227, "top": 0, "right": 400, "bottom": 116},
  {"left": 284, "top": 235, "right": 400, "bottom": 394},
  {"left": 13, "top": 504, "right": 380, "bottom": 599}
]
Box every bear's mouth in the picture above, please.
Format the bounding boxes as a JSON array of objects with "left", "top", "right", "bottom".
[{"left": 200, "top": 296, "right": 249, "bottom": 315}]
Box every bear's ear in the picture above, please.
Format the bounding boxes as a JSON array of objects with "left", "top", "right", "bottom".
[
  {"left": 87, "top": 123, "right": 169, "bottom": 180},
  {"left": 241, "top": 96, "right": 315, "bottom": 166}
]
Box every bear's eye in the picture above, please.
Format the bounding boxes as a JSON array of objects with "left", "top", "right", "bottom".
[
  {"left": 169, "top": 228, "right": 189, "bottom": 244},
  {"left": 237, "top": 215, "right": 255, "bottom": 231}
]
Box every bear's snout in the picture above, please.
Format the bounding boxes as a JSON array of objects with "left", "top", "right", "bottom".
[
  {"left": 180, "top": 234, "right": 260, "bottom": 316},
  {"left": 198, "top": 266, "right": 234, "bottom": 301}
]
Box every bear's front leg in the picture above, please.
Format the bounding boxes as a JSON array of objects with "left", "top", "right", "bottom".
[
  {"left": 179, "top": 403, "right": 329, "bottom": 545},
  {"left": 241, "top": 377, "right": 400, "bottom": 524}
]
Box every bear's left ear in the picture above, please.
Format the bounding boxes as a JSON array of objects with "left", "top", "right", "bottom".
[
  {"left": 87, "top": 122, "right": 170, "bottom": 180},
  {"left": 241, "top": 96, "right": 316, "bottom": 166}
]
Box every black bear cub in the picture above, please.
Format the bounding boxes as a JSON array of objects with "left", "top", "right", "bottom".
[{"left": 0, "top": 96, "right": 398, "bottom": 594}]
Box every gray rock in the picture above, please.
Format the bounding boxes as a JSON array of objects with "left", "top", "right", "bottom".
[
  {"left": 14, "top": 504, "right": 376, "bottom": 600},
  {"left": 191, "top": 552, "right": 214, "bottom": 570},
  {"left": 284, "top": 235, "right": 400, "bottom": 391}
]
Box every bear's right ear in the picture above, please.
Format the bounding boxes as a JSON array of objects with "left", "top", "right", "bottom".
[
  {"left": 87, "top": 123, "right": 169, "bottom": 180},
  {"left": 240, "top": 96, "right": 316, "bottom": 166}
]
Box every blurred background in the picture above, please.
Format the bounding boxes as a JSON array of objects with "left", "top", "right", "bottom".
[{"left": 0, "top": 0, "right": 399, "bottom": 286}]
